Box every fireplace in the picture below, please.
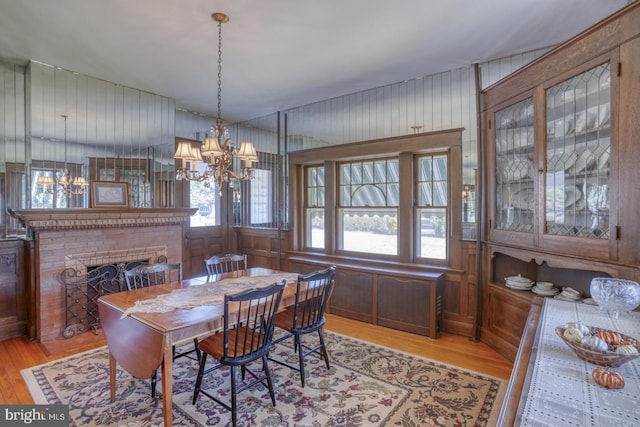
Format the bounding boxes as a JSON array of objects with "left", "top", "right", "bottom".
[
  {"left": 10, "top": 208, "right": 196, "bottom": 342},
  {"left": 60, "top": 247, "right": 168, "bottom": 338}
]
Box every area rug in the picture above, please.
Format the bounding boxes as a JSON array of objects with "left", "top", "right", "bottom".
[{"left": 22, "top": 331, "right": 505, "bottom": 426}]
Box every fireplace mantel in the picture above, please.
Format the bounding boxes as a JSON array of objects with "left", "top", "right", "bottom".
[
  {"left": 13, "top": 207, "right": 197, "bottom": 342},
  {"left": 10, "top": 208, "right": 197, "bottom": 232}
]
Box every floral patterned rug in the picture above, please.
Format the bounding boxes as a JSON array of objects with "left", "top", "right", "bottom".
[{"left": 22, "top": 331, "right": 505, "bottom": 426}]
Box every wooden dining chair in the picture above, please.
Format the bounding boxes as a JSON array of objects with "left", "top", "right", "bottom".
[
  {"left": 124, "top": 262, "right": 182, "bottom": 290},
  {"left": 124, "top": 261, "right": 200, "bottom": 397},
  {"left": 269, "top": 266, "right": 336, "bottom": 387},
  {"left": 204, "top": 253, "right": 248, "bottom": 276},
  {"left": 192, "top": 281, "right": 285, "bottom": 427}
]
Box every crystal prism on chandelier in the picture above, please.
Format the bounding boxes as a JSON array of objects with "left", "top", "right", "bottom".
[{"left": 174, "top": 12, "right": 257, "bottom": 190}]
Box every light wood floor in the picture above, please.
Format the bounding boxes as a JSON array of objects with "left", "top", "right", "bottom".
[{"left": 0, "top": 314, "right": 513, "bottom": 404}]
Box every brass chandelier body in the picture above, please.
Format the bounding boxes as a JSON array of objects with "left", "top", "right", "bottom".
[{"left": 175, "top": 12, "right": 257, "bottom": 190}]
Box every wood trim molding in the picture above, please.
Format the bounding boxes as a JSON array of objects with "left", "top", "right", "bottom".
[{"left": 9, "top": 208, "right": 197, "bottom": 231}]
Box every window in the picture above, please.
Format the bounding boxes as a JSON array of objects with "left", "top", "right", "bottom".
[
  {"left": 305, "top": 165, "right": 325, "bottom": 249},
  {"left": 189, "top": 162, "right": 220, "bottom": 227},
  {"left": 416, "top": 154, "right": 448, "bottom": 260},
  {"left": 237, "top": 151, "right": 281, "bottom": 228},
  {"left": 250, "top": 169, "right": 273, "bottom": 225},
  {"left": 338, "top": 159, "right": 399, "bottom": 256}
]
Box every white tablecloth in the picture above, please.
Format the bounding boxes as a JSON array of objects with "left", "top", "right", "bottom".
[
  {"left": 120, "top": 272, "right": 298, "bottom": 318},
  {"left": 517, "top": 299, "right": 640, "bottom": 426}
]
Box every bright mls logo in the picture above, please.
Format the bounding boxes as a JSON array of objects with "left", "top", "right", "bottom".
[{"left": 1, "top": 405, "right": 68, "bottom": 426}]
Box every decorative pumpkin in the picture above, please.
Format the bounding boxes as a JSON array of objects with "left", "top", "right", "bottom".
[
  {"left": 566, "top": 321, "right": 590, "bottom": 336},
  {"left": 581, "top": 335, "right": 609, "bottom": 351},
  {"left": 594, "top": 330, "right": 623, "bottom": 346},
  {"left": 615, "top": 344, "right": 639, "bottom": 355},
  {"left": 592, "top": 367, "right": 625, "bottom": 389},
  {"left": 564, "top": 327, "right": 584, "bottom": 343}
]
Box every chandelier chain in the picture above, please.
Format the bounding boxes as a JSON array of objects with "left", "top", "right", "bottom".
[{"left": 216, "top": 18, "right": 223, "bottom": 129}]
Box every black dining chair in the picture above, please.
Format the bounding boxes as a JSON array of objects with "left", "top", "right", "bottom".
[
  {"left": 204, "top": 253, "right": 248, "bottom": 277},
  {"left": 124, "top": 262, "right": 182, "bottom": 290},
  {"left": 192, "top": 281, "right": 285, "bottom": 427},
  {"left": 270, "top": 266, "right": 336, "bottom": 387},
  {"left": 124, "top": 262, "right": 201, "bottom": 397}
]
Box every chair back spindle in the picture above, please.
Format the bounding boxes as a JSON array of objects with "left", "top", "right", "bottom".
[
  {"left": 125, "top": 262, "right": 182, "bottom": 290},
  {"left": 204, "top": 253, "right": 248, "bottom": 277}
]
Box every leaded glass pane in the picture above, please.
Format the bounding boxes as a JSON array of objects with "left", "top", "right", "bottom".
[
  {"left": 433, "top": 181, "right": 448, "bottom": 206},
  {"left": 419, "top": 182, "right": 433, "bottom": 206},
  {"left": 418, "top": 157, "right": 432, "bottom": 181},
  {"left": 545, "top": 63, "right": 610, "bottom": 239},
  {"left": 340, "top": 159, "right": 399, "bottom": 207},
  {"left": 362, "top": 161, "right": 374, "bottom": 184},
  {"left": 417, "top": 154, "right": 447, "bottom": 208},
  {"left": 306, "top": 166, "right": 325, "bottom": 207},
  {"left": 495, "top": 97, "right": 535, "bottom": 232},
  {"left": 387, "top": 183, "right": 400, "bottom": 206}
]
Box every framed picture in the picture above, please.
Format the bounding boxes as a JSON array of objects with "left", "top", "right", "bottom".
[{"left": 91, "top": 180, "right": 130, "bottom": 208}]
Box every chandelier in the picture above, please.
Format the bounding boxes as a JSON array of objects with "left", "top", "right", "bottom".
[
  {"left": 36, "top": 114, "right": 88, "bottom": 195},
  {"left": 174, "top": 12, "right": 257, "bottom": 190}
]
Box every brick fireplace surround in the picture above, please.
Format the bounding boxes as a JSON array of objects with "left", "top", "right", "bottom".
[{"left": 11, "top": 208, "right": 196, "bottom": 343}]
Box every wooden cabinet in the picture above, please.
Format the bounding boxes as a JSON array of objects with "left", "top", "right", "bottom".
[
  {"left": 482, "top": 282, "right": 534, "bottom": 360},
  {"left": 481, "top": 2, "right": 640, "bottom": 359},
  {"left": 485, "top": 52, "right": 618, "bottom": 260},
  {"left": 0, "top": 239, "right": 28, "bottom": 340}
]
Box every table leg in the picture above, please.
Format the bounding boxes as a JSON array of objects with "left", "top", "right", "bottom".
[
  {"left": 109, "top": 351, "right": 116, "bottom": 402},
  {"left": 162, "top": 342, "right": 173, "bottom": 427}
]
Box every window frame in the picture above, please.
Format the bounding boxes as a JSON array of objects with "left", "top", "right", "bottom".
[
  {"left": 303, "top": 164, "right": 326, "bottom": 250},
  {"left": 289, "top": 129, "right": 463, "bottom": 267}
]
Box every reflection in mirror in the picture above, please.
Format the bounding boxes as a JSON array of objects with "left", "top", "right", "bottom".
[
  {"left": 0, "top": 62, "right": 27, "bottom": 237},
  {"left": 28, "top": 61, "right": 176, "bottom": 209}
]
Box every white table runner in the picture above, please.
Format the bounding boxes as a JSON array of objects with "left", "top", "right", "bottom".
[
  {"left": 517, "top": 299, "right": 640, "bottom": 426},
  {"left": 120, "top": 272, "right": 298, "bottom": 318}
]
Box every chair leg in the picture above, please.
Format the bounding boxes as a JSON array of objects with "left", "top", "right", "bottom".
[
  {"left": 192, "top": 353, "right": 208, "bottom": 404},
  {"left": 318, "top": 329, "right": 331, "bottom": 370},
  {"left": 193, "top": 338, "right": 201, "bottom": 361},
  {"left": 297, "top": 333, "right": 306, "bottom": 387},
  {"left": 263, "top": 355, "right": 277, "bottom": 406},
  {"left": 230, "top": 365, "right": 238, "bottom": 427},
  {"left": 151, "top": 369, "right": 157, "bottom": 398}
]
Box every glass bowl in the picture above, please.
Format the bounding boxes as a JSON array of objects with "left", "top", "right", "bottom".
[{"left": 590, "top": 277, "right": 640, "bottom": 318}]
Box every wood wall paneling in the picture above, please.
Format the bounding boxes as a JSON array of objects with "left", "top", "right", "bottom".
[{"left": 0, "top": 240, "right": 27, "bottom": 341}]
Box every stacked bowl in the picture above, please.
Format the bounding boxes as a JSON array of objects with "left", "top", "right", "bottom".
[
  {"left": 505, "top": 275, "right": 534, "bottom": 290},
  {"left": 554, "top": 286, "right": 582, "bottom": 302},
  {"left": 532, "top": 281, "right": 560, "bottom": 296}
]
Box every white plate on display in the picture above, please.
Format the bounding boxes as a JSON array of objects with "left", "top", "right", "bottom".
[
  {"left": 532, "top": 286, "right": 560, "bottom": 296},
  {"left": 506, "top": 282, "right": 534, "bottom": 290},
  {"left": 512, "top": 188, "right": 534, "bottom": 210},
  {"left": 546, "top": 150, "right": 578, "bottom": 173},
  {"left": 564, "top": 186, "right": 582, "bottom": 209},
  {"left": 499, "top": 158, "right": 533, "bottom": 181}
]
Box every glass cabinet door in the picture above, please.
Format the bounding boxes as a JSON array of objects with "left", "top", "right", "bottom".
[
  {"left": 545, "top": 63, "right": 610, "bottom": 239},
  {"left": 495, "top": 97, "right": 535, "bottom": 232}
]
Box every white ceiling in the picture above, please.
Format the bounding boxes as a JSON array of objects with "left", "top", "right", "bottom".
[{"left": 0, "top": 0, "right": 632, "bottom": 123}]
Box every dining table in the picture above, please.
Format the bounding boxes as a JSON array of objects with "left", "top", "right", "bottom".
[{"left": 97, "top": 267, "right": 300, "bottom": 427}]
